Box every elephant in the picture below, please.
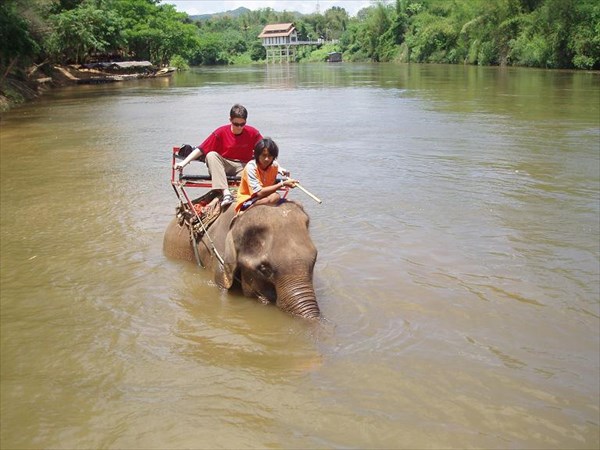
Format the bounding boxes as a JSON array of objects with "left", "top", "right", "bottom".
[{"left": 163, "top": 200, "right": 321, "bottom": 319}]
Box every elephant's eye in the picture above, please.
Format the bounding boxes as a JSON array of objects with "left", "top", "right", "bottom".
[{"left": 258, "top": 263, "right": 273, "bottom": 278}]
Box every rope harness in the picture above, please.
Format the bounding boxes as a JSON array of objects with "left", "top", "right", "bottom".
[{"left": 172, "top": 182, "right": 225, "bottom": 268}]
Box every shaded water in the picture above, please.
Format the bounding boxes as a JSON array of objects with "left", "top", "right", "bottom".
[{"left": 1, "top": 63, "right": 599, "bottom": 449}]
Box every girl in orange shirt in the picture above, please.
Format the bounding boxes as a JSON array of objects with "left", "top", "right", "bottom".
[{"left": 235, "top": 138, "right": 298, "bottom": 213}]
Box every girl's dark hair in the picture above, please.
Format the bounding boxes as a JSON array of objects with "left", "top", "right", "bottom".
[{"left": 254, "top": 137, "right": 279, "bottom": 163}]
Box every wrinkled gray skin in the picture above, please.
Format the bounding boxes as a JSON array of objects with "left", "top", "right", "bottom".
[{"left": 163, "top": 201, "right": 320, "bottom": 319}]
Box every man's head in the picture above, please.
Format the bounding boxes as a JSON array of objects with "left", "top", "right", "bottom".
[{"left": 230, "top": 104, "right": 248, "bottom": 135}]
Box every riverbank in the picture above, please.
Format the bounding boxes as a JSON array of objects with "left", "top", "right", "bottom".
[
  {"left": 0, "top": 64, "right": 174, "bottom": 112},
  {"left": 1, "top": 65, "right": 72, "bottom": 112}
]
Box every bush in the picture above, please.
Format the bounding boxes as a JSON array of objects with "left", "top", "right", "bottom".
[
  {"left": 230, "top": 53, "right": 254, "bottom": 65},
  {"left": 509, "top": 33, "right": 553, "bottom": 67},
  {"left": 477, "top": 41, "right": 497, "bottom": 66},
  {"left": 305, "top": 44, "right": 339, "bottom": 62},
  {"left": 169, "top": 54, "right": 189, "bottom": 70}
]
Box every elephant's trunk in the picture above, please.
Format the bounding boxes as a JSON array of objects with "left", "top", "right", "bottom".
[{"left": 276, "top": 274, "right": 320, "bottom": 319}]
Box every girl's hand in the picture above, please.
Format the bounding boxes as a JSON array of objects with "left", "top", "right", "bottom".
[{"left": 283, "top": 178, "right": 298, "bottom": 188}]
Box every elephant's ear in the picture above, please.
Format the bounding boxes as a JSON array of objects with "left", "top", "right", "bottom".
[{"left": 215, "top": 229, "right": 237, "bottom": 289}]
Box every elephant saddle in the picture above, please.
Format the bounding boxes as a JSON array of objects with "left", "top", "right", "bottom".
[{"left": 175, "top": 190, "right": 223, "bottom": 238}]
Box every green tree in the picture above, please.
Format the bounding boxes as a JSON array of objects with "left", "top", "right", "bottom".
[
  {"left": 45, "top": 0, "right": 124, "bottom": 63},
  {"left": 454, "top": 0, "right": 522, "bottom": 66},
  {"left": 249, "top": 39, "right": 266, "bottom": 61},
  {"left": 0, "top": 1, "right": 40, "bottom": 75},
  {"left": 220, "top": 28, "right": 247, "bottom": 55},
  {"left": 538, "top": 0, "right": 577, "bottom": 67},
  {"left": 190, "top": 32, "right": 229, "bottom": 65},
  {"left": 568, "top": 0, "right": 600, "bottom": 69},
  {"left": 404, "top": 6, "right": 458, "bottom": 63},
  {"left": 339, "top": 21, "right": 368, "bottom": 61},
  {"left": 361, "top": 1, "right": 394, "bottom": 61},
  {"left": 306, "top": 12, "right": 327, "bottom": 40},
  {"left": 113, "top": 0, "right": 199, "bottom": 65},
  {"left": 323, "top": 6, "right": 349, "bottom": 40}
]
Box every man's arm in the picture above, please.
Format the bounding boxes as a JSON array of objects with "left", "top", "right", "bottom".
[{"left": 174, "top": 148, "right": 203, "bottom": 170}]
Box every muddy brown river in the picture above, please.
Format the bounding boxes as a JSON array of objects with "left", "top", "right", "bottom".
[{"left": 1, "top": 63, "right": 599, "bottom": 449}]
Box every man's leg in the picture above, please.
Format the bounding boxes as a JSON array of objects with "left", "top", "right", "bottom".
[
  {"left": 227, "top": 160, "right": 245, "bottom": 178},
  {"left": 206, "top": 153, "right": 246, "bottom": 206},
  {"left": 205, "top": 152, "right": 228, "bottom": 191},
  {"left": 221, "top": 160, "right": 245, "bottom": 206}
]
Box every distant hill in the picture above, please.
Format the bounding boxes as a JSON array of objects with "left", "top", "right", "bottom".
[
  {"left": 189, "top": 6, "right": 304, "bottom": 21},
  {"left": 189, "top": 7, "right": 251, "bottom": 21}
]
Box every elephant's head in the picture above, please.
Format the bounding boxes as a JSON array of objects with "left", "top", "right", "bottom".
[{"left": 216, "top": 201, "right": 320, "bottom": 319}]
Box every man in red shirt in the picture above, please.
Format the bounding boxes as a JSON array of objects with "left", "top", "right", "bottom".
[{"left": 175, "top": 104, "right": 263, "bottom": 206}]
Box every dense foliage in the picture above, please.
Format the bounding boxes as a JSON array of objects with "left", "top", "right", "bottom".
[{"left": 1, "top": 0, "right": 599, "bottom": 83}]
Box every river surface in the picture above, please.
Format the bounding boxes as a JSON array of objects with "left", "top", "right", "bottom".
[{"left": 1, "top": 63, "right": 599, "bottom": 449}]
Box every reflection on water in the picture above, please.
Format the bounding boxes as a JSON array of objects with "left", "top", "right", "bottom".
[{"left": 1, "top": 63, "right": 599, "bottom": 449}]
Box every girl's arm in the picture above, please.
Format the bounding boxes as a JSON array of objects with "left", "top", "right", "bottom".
[{"left": 255, "top": 178, "right": 298, "bottom": 198}]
